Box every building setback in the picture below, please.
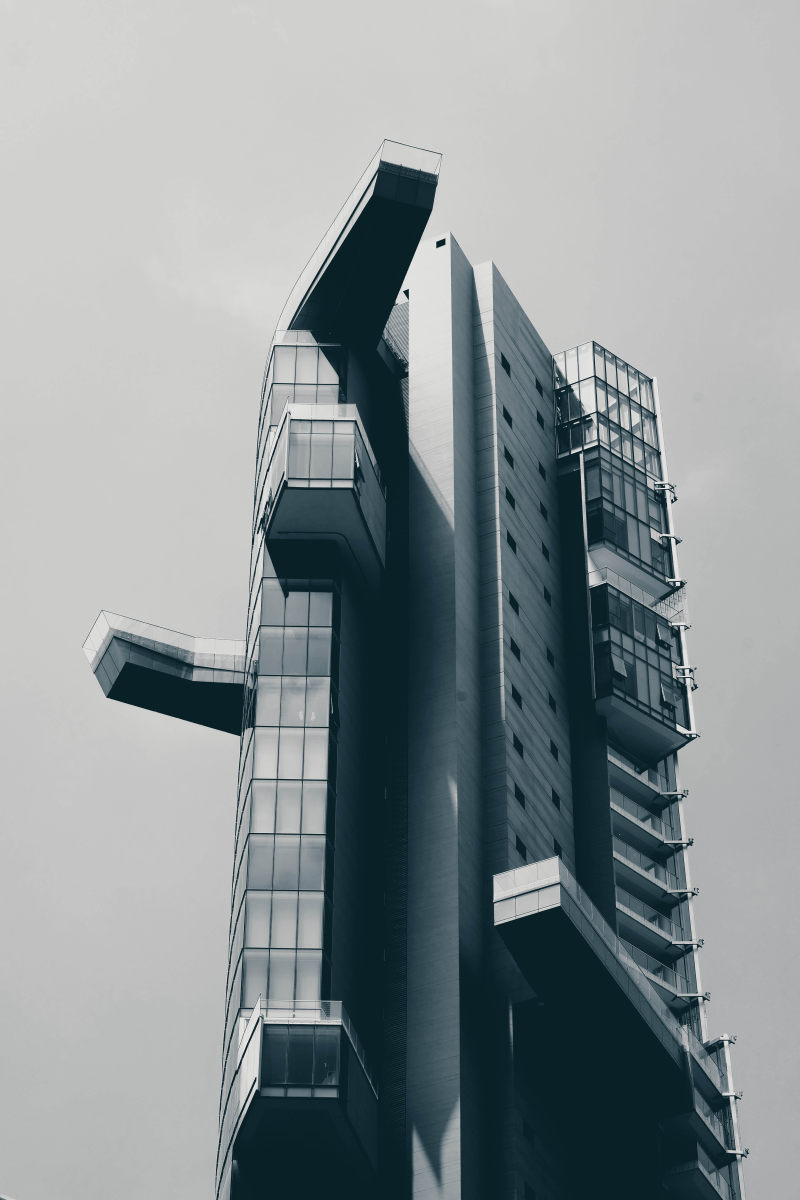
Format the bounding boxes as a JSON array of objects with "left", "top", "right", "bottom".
[{"left": 84, "top": 141, "right": 747, "bottom": 1200}]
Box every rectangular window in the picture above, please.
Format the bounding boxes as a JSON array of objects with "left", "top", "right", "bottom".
[
  {"left": 550, "top": 739, "right": 559, "bottom": 761},
  {"left": 505, "top": 486, "right": 516, "bottom": 510},
  {"left": 514, "top": 783, "right": 526, "bottom": 808},
  {"left": 435, "top": 237, "right": 446, "bottom": 248},
  {"left": 509, "top": 592, "right": 520, "bottom": 615},
  {"left": 504, "top": 447, "right": 515, "bottom": 468},
  {"left": 507, "top": 531, "right": 517, "bottom": 554},
  {"left": 551, "top": 788, "right": 561, "bottom": 810},
  {"left": 538, "top": 462, "right": 547, "bottom": 480},
  {"left": 535, "top": 379, "right": 544, "bottom": 397},
  {"left": 548, "top": 693, "right": 557, "bottom": 713},
  {"left": 540, "top": 500, "right": 548, "bottom": 520},
  {"left": 546, "top": 647, "right": 555, "bottom": 667},
  {"left": 541, "top": 543, "right": 550, "bottom": 561},
  {"left": 543, "top": 586, "right": 552, "bottom": 606},
  {"left": 510, "top": 637, "right": 521, "bottom": 661},
  {"left": 501, "top": 353, "right": 511, "bottom": 376},
  {"left": 553, "top": 839, "right": 562, "bottom": 859},
  {"left": 512, "top": 685, "right": 522, "bottom": 708},
  {"left": 503, "top": 405, "right": 513, "bottom": 427},
  {"left": 513, "top": 734, "right": 524, "bottom": 757},
  {"left": 515, "top": 835, "right": 527, "bottom": 861},
  {"left": 536, "top": 409, "right": 545, "bottom": 427}
]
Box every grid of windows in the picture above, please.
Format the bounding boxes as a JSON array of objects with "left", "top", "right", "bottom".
[{"left": 584, "top": 448, "right": 671, "bottom": 581}]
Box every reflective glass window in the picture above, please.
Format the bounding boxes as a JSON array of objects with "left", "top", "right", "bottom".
[
  {"left": 297, "top": 893, "right": 324, "bottom": 948},
  {"left": 251, "top": 782, "right": 277, "bottom": 833},
  {"left": 302, "top": 729, "right": 328, "bottom": 779},
  {"left": 332, "top": 424, "right": 354, "bottom": 479},
  {"left": 267, "top": 951, "right": 295, "bottom": 1002},
  {"left": 282, "top": 628, "right": 307, "bottom": 674},
  {"left": 275, "top": 780, "right": 302, "bottom": 833},
  {"left": 309, "top": 422, "right": 334, "bottom": 479},
  {"left": 254, "top": 729, "right": 279, "bottom": 778},
  {"left": 301, "top": 782, "right": 327, "bottom": 834},
  {"left": 272, "top": 837, "right": 300, "bottom": 889},
  {"left": 309, "top": 590, "right": 333, "bottom": 626},
  {"left": 271, "top": 893, "right": 298, "bottom": 947},
  {"left": 299, "top": 837, "right": 326, "bottom": 889},
  {"left": 262, "top": 1025, "right": 289, "bottom": 1083},
  {"left": 578, "top": 342, "right": 593, "bottom": 380},
  {"left": 278, "top": 727, "right": 304, "bottom": 778},
  {"left": 242, "top": 950, "right": 268, "bottom": 1007},
  {"left": 273, "top": 346, "right": 296, "bottom": 383},
  {"left": 247, "top": 835, "right": 274, "bottom": 889},
  {"left": 288, "top": 422, "right": 311, "bottom": 477},
  {"left": 307, "top": 628, "right": 331, "bottom": 675},
  {"left": 284, "top": 591, "right": 309, "bottom": 625},
  {"left": 245, "top": 894, "right": 271, "bottom": 947},
  {"left": 259, "top": 627, "right": 283, "bottom": 674},
  {"left": 318, "top": 347, "right": 340, "bottom": 385},
  {"left": 295, "top": 346, "right": 319, "bottom": 385},
  {"left": 280, "top": 677, "right": 306, "bottom": 726},
  {"left": 255, "top": 677, "right": 281, "bottom": 726},
  {"left": 287, "top": 1026, "right": 314, "bottom": 1081},
  {"left": 304, "top": 677, "right": 329, "bottom": 727},
  {"left": 313, "top": 1026, "right": 339, "bottom": 1085},
  {"left": 295, "top": 952, "right": 322, "bottom": 1003},
  {"left": 261, "top": 581, "right": 285, "bottom": 626}
]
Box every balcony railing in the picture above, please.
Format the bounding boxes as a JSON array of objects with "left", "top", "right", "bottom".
[
  {"left": 616, "top": 886, "right": 682, "bottom": 942},
  {"left": 613, "top": 835, "right": 681, "bottom": 891}
]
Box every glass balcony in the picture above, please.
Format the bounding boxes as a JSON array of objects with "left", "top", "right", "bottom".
[
  {"left": 612, "top": 836, "right": 682, "bottom": 905},
  {"left": 664, "top": 1143, "right": 734, "bottom": 1200},
  {"left": 592, "top": 582, "right": 695, "bottom": 765},
  {"left": 615, "top": 885, "right": 683, "bottom": 954},
  {"left": 257, "top": 410, "right": 387, "bottom": 590}
]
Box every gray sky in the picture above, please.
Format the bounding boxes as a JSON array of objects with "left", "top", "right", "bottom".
[{"left": 1, "top": 1, "right": 796, "bottom": 1196}]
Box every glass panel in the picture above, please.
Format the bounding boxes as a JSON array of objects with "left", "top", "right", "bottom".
[
  {"left": 565, "top": 347, "right": 578, "bottom": 384},
  {"left": 261, "top": 581, "right": 286, "bottom": 626},
  {"left": 301, "top": 782, "right": 328, "bottom": 834},
  {"left": 617, "top": 359, "right": 629, "bottom": 396},
  {"left": 297, "top": 893, "right": 324, "bottom": 948},
  {"left": 313, "top": 1026, "right": 340, "bottom": 1085},
  {"left": 304, "top": 678, "right": 329, "bottom": 727},
  {"left": 259, "top": 627, "right": 283, "bottom": 674},
  {"left": 272, "top": 837, "right": 300, "bottom": 889},
  {"left": 302, "top": 729, "right": 328, "bottom": 779},
  {"left": 271, "top": 893, "right": 298, "bottom": 947},
  {"left": 309, "top": 590, "right": 333, "bottom": 626},
  {"left": 307, "top": 629, "right": 331, "bottom": 675},
  {"left": 578, "top": 342, "right": 593, "bottom": 380},
  {"left": 247, "top": 835, "right": 274, "bottom": 888},
  {"left": 285, "top": 591, "right": 309, "bottom": 624},
  {"left": 267, "top": 951, "right": 295, "bottom": 1002},
  {"left": 272, "top": 346, "right": 296, "bottom": 383},
  {"left": 579, "top": 377, "right": 596, "bottom": 413},
  {"left": 287, "top": 422, "right": 311, "bottom": 478},
  {"left": 254, "top": 729, "right": 279, "bottom": 778},
  {"left": 242, "top": 950, "right": 268, "bottom": 1007},
  {"left": 275, "top": 780, "right": 302, "bottom": 833},
  {"left": 262, "top": 1025, "right": 289, "bottom": 1084},
  {"left": 309, "top": 422, "right": 334, "bottom": 479},
  {"left": 295, "top": 346, "right": 318, "bottom": 385},
  {"left": 594, "top": 344, "right": 606, "bottom": 380},
  {"left": 331, "top": 425, "right": 354, "bottom": 479},
  {"left": 318, "top": 346, "right": 340, "bottom": 384},
  {"left": 282, "top": 628, "right": 308, "bottom": 674},
  {"left": 280, "top": 677, "right": 306, "bottom": 726},
  {"left": 251, "top": 782, "right": 277, "bottom": 833},
  {"left": 245, "top": 894, "right": 270, "bottom": 947},
  {"left": 255, "top": 677, "right": 281, "bottom": 726},
  {"left": 295, "top": 952, "right": 322, "bottom": 1003},
  {"left": 287, "top": 1026, "right": 314, "bottom": 1082},
  {"left": 299, "top": 837, "right": 326, "bottom": 889},
  {"left": 278, "top": 728, "right": 304, "bottom": 778}
]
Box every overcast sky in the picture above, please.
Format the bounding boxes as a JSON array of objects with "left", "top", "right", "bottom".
[{"left": 1, "top": 2, "right": 797, "bottom": 1197}]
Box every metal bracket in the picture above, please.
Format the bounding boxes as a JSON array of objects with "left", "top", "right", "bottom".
[
  {"left": 659, "top": 532, "right": 683, "bottom": 545},
  {"left": 654, "top": 480, "right": 678, "bottom": 503}
]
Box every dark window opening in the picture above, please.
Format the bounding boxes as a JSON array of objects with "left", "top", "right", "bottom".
[
  {"left": 535, "top": 379, "right": 544, "bottom": 397},
  {"left": 541, "top": 543, "right": 550, "bottom": 561},
  {"left": 509, "top": 592, "right": 519, "bottom": 615},
  {"left": 538, "top": 462, "right": 547, "bottom": 480},
  {"left": 501, "top": 353, "right": 511, "bottom": 376},
  {"left": 536, "top": 410, "right": 545, "bottom": 428},
  {"left": 503, "top": 405, "right": 513, "bottom": 427},
  {"left": 515, "top": 783, "right": 526, "bottom": 808},
  {"left": 504, "top": 447, "right": 515, "bottom": 468},
  {"left": 540, "top": 500, "right": 548, "bottom": 520},
  {"left": 548, "top": 693, "right": 557, "bottom": 713},
  {"left": 513, "top": 734, "right": 524, "bottom": 758},
  {"left": 516, "top": 835, "right": 527, "bottom": 861},
  {"left": 550, "top": 739, "right": 559, "bottom": 761},
  {"left": 551, "top": 788, "right": 561, "bottom": 810},
  {"left": 510, "top": 637, "right": 521, "bottom": 660},
  {"left": 512, "top": 685, "right": 522, "bottom": 708},
  {"left": 507, "top": 531, "right": 517, "bottom": 554},
  {"left": 543, "top": 586, "right": 552, "bottom": 606},
  {"left": 435, "top": 238, "right": 446, "bottom": 248},
  {"left": 546, "top": 647, "right": 555, "bottom": 667},
  {"left": 505, "top": 487, "right": 516, "bottom": 510}
]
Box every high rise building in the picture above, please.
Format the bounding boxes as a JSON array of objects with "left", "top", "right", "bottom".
[{"left": 84, "top": 141, "right": 747, "bottom": 1200}]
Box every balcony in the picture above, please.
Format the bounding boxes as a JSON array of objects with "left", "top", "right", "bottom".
[
  {"left": 664, "top": 1150, "right": 734, "bottom": 1200},
  {"left": 612, "top": 836, "right": 684, "bottom": 905},
  {"left": 258, "top": 409, "right": 387, "bottom": 591},
  {"left": 591, "top": 582, "right": 695, "bottom": 766},
  {"left": 615, "top": 886, "right": 683, "bottom": 956},
  {"left": 216, "top": 1000, "right": 377, "bottom": 1200}
]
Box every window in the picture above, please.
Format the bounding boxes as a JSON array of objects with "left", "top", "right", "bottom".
[
  {"left": 510, "top": 637, "right": 521, "bottom": 661},
  {"left": 553, "top": 839, "right": 562, "bottom": 859},
  {"left": 551, "top": 787, "right": 561, "bottom": 810},
  {"left": 541, "top": 542, "right": 550, "bottom": 561},
  {"left": 507, "top": 531, "right": 517, "bottom": 554},
  {"left": 543, "top": 586, "right": 552, "bottom": 606},
  {"left": 535, "top": 379, "right": 544, "bottom": 397},
  {"left": 550, "top": 739, "right": 559, "bottom": 761},
  {"left": 504, "top": 447, "right": 515, "bottom": 468},
  {"left": 514, "top": 783, "right": 526, "bottom": 808},
  {"left": 548, "top": 693, "right": 557, "bottom": 713},
  {"left": 501, "top": 353, "right": 511, "bottom": 376},
  {"left": 505, "top": 486, "right": 516, "bottom": 510},
  {"left": 536, "top": 410, "right": 545, "bottom": 428},
  {"left": 513, "top": 734, "right": 524, "bottom": 758},
  {"left": 611, "top": 652, "right": 628, "bottom": 679},
  {"left": 509, "top": 591, "right": 520, "bottom": 615},
  {"left": 538, "top": 462, "right": 547, "bottom": 480},
  {"left": 512, "top": 685, "right": 522, "bottom": 708},
  {"left": 540, "top": 500, "right": 548, "bottom": 520},
  {"left": 503, "top": 405, "right": 513, "bottom": 427},
  {"left": 546, "top": 647, "right": 555, "bottom": 667},
  {"left": 435, "top": 237, "right": 446, "bottom": 248},
  {"left": 515, "top": 835, "right": 527, "bottom": 861}
]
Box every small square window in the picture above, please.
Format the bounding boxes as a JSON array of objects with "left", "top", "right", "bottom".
[
  {"left": 553, "top": 839, "right": 562, "bottom": 859},
  {"left": 543, "top": 586, "right": 552, "bottom": 606},
  {"left": 551, "top": 788, "right": 561, "bottom": 810},
  {"left": 514, "top": 783, "right": 526, "bottom": 808},
  {"left": 541, "top": 543, "right": 550, "bottom": 561},
  {"left": 504, "top": 447, "right": 515, "bottom": 468},
  {"left": 540, "top": 500, "right": 548, "bottom": 520},
  {"left": 505, "top": 487, "right": 516, "bottom": 510},
  {"left": 510, "top": 637, "right": 521, "bottom": 661},
  {"left": 513, "top": 734, "right": 524, "bottom": 758},
  {"left": 538, "top": 462, "right": 547, "bottom": 480},
  {"left": 509, "top": 592, "right": 520, "bottom": 615},
  {"left": 507, "top": 531, "right": 517, "bottom": 554},
  {"left": 512, "top": 685, "right": 522, "bottom": 708},
  {"left": 515, "top": 835, "right": 527, "bottom": 861},
  {"left": 535, "top": 379, "right": 544, "bottom": 397},
  {"left": 550, "top": 739, "right": 559, "bottom": 761},
  {"left": 501, "top": 353, "right": 511, "bottom": 377},
  {"left": 548, "top": 693, "right": 557, "bottom": 713},
  {"left": 536, "top": 410, "right": 545, "bottom": 428},
  {"left": 546, "top": 647, "right": 555, "bottom": 667},
  {"left": 435, "top": 237, "right": 446, "bottom": 248},
  {"left": 503, "top": 405, "right": 513, "bottom": 427}
]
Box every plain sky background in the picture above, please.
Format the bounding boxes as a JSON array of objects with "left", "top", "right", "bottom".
[{"left": 1, "top": 2, "right": 797, "bottom": 1197}]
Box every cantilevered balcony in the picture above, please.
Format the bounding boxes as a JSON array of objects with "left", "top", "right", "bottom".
[
  {"left": 217, "top": 1000, "right": 377, "bottom": 1200},
  {"left": 257, "top": 409, "right": 387, "bottom": 591},
  {"left": 664, "top": 1145, "right": 735, "bottom": 1200},
  {"left": 591, "top": 582, "right": 695, "bottom": 766},
  {"left": 615, "top": 885, "right": 684, "bottom": 955},
  {"left": 612, "top": 836, "right": 685, "bottom": 906}
]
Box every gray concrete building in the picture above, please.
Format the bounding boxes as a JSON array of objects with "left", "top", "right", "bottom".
[{"left": 84, "top": 141, "right": 746, "bottom": 1200}]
